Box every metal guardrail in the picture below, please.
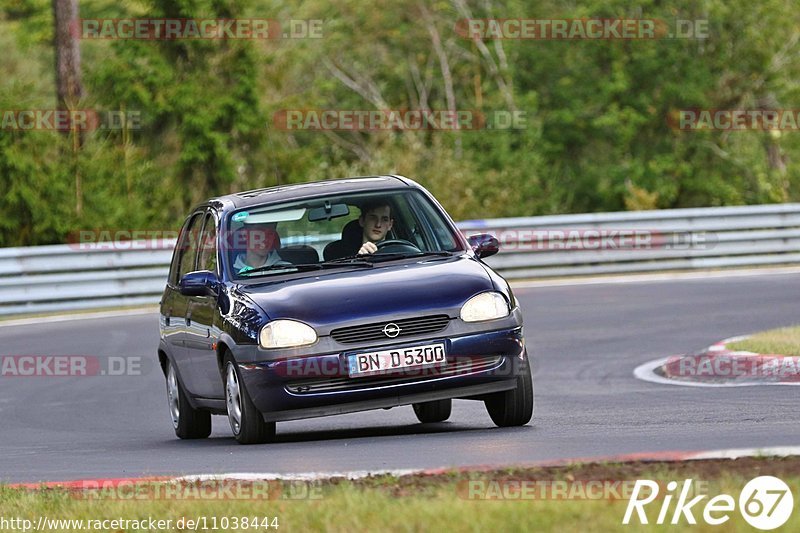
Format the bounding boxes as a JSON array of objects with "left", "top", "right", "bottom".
[
  {"left": 2, "top": 203, "right": 799, "bottom": 316},
  {"left": 0, "top": 244, "right": 174, "bottom": 315},
  {"left": 463, "top": 203, "right": 800, "bottom": 279}
]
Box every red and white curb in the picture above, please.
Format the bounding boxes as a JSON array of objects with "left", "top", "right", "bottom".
[
  {"left": 172, "top": 469, "right": 422, "bottom": 483},
  {"left": 7, "top": 476, "right": 174, "bottom": 491},
  {"left": 634, "top": 336, "right": 800, "bottom": 387},
  {"left": 7, "top": 447, "right": 800, "bottom": 490},
  {"left": 4, "top": 470, "right": 421, "bottom": 490}
]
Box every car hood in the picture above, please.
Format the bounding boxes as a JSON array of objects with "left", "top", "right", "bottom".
[{"left": 237, "top": 256, "right": 494, "bottom": 330}]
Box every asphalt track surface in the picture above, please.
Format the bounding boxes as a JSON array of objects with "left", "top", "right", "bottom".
[{"left": 1, "top": 272, "right": 798, "bottom": 483}]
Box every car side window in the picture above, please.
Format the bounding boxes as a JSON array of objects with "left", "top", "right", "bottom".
[
  {"left": 174, "top": 213, "right": 204, "bottom": 283},
  {"left": 197, "top": 213, "right": 218, "bottom": 273},
  {"left": 410, "top": 196, "right": 459, "bottom": 251},
  {"left": 391, "top": 196, "right": 427, "bottom": 249}
]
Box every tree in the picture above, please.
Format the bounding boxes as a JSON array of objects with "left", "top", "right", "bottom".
[{"left": 52, "top": 0, "right": 84, "bottom": 213}]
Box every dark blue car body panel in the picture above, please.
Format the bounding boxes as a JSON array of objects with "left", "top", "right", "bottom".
[{"left": 158, "top": 175, "right": 526, "bottom": 422}]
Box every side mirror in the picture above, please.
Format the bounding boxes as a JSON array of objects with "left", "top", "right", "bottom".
[
  {"left": 467, "top": 233, "right": 500, "bottom": 259},
  {"left": 179, "top": 271, "right": 220, "bottom": 297}
]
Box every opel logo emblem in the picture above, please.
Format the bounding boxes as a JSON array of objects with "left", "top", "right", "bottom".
[{"left": 383, "top": 323, "right": 401, "bottom": 338}]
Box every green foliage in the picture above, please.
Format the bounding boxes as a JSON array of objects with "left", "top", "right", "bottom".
[{"left": 1, "top": 0, "right": 800, "bottom": 245}]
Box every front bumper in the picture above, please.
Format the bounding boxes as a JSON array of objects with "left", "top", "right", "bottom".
[{"left": 237, "top": 326, "right": 526, "bottom": 422}]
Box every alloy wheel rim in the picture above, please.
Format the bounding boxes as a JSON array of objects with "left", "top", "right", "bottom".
[
  {"left": 226, "top": 363, "right": 243, "bottom": 435},
  {"left": 167, "top": 364, "right": 180, "bottom": 429}
]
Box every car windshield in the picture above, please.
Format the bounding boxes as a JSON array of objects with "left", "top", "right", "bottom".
[{"left": 225, "top": 189, "right": 464, "bottom": 279}]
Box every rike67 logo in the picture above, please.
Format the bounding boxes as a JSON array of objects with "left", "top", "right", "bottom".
[{"left": 623, "top": 476, "right": 794, "bottom": 530}]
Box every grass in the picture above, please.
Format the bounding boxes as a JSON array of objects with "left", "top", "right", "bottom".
[
  {"left": 727, "top": 325, "right": 800, "bottom": 356},
  {"left": 2, "top": 459, "right": 800, "bottom": 532}
]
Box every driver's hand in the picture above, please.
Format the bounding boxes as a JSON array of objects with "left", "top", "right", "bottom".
[{"left": 358, "top": 242, "right": 378, "bottom": 255}]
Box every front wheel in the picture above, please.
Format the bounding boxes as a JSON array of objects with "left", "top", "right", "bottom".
[
  {"left": 484, "top": 355, "right": 534, "bottom": 427},
  {"left": 165, "top": 359, "right": 211, "bottom": 439},
  {"left": 413, "top": 399, "right": 452, "bottom": 423},
  {"left": 224, "top": 354, "right": 276, "bottom": 444}
]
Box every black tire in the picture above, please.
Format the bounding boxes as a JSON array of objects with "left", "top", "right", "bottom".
[
  {"left": 485, "top": 355, "right": 534, "bottom": 427},
  {"left": 223, "top": 353, "right": 276, "bottom": 444},
  {"left": 165, "top": 359, "right": 211, "bottom": 439},
  {"left": 413, "top": 399, "right": 452, "bottom": 423}
]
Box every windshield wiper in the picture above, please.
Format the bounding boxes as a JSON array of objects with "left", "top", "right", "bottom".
[
  {"left": 324, "top": 254, "right": 370, "bottom": 263},
  {"left": 325, "top": 251, "right": 453, "bottom": 264},
  {"left": 365, "top": 251, "right": 454, "bottom": 262},
  {"left": 240, "top": 261, "right": 372, "bottom": 276}
]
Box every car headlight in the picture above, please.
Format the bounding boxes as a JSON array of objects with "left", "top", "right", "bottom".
[
  {"left": 259, "top": 320, "right": 318, "bottom": 348},
  {"left": 460, "top": 292, "right": 511, "bottom": 322}
]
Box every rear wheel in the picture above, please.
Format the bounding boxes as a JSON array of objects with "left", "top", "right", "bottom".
[
  {"left": 165, "top": 360, "right": 211, "bottom": 439},
  {"left": 412, "top": 399, "right": 452, "bottom": 423},
  {"left": 485, "top": 355, "right": 534, "bottom": 427},
  {"left": 223, "top": 354, "right": 276, "bottom": 444}
]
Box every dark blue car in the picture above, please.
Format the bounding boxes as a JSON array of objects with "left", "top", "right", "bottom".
[{"left": 158, "top": 175, "right": 533, "bottom": 444}]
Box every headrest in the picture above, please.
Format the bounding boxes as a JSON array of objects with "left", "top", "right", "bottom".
[{"left": 341, "top": 219, "right": 362, "bottom": 243}]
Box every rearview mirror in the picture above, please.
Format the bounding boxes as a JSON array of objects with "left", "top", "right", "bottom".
[
  {"left": 308, "top": 202, "right": 350, "bottom": 222},
  {"left": 466, "top": 234, "right": 500, "bottom": 259},
  {"left": 179, "top": 271, "right": 220, "bottom": 297}
]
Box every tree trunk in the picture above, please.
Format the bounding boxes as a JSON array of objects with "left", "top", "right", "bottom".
[
  {"left": 52, "top": 0, "right": 84, "bottom": 214},
  {"left": 53, "top": 0, "right": 83, "bottom": 108}
]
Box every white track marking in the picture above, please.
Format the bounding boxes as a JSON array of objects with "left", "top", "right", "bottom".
[
  {"left": 174, "top": 469, "right": 422, "bottom": 482},
  {"left": 512, "top": 266, "right": 800, "bottom": 289},
  {"left": 689, "top": 446, "right": 800, "bottom": 460},
  {"left": 0, "top": 307, "right": 157, "bottom": 328}
]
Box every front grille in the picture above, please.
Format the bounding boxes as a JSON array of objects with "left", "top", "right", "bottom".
[
  {"left": 286, "top": 356, "right": 504, "bottom": 394},
  {"left": 330, "top": 315, "right": 450, "bottom": 344}
]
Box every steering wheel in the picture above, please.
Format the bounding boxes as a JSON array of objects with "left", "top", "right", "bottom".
[{"left": 376, "top": 239, "right": 421, "bottom": 254}]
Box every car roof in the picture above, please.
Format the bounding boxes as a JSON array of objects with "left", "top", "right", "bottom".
[{"left": 205, "top": 175, "right": 417, "bottom": 211}]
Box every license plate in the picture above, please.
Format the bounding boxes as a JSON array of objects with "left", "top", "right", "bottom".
[{"left": 347, "top": 342, "right": 447, "bottom": 377}]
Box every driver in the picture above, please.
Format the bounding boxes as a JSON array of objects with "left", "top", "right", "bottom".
[{"left": 357, "top": 201, "right": 394, "bottom": 255}]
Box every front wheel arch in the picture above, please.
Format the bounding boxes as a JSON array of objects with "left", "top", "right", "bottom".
[
  {"left": 158, "top": 349, "right": 168, "bottom": 377},
  {"left": 216, "top": 341, "right": 231, "bottom": 374},
  {"left": 164, "top": 357, "right": 211, "bottom": 439},
  {"left": 221, "top": 350, "right": 276, "bottom": 444}
]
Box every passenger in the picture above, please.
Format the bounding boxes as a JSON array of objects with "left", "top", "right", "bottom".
[{"left": 232, "top": 223, "right": 287, "bottom": 274}]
